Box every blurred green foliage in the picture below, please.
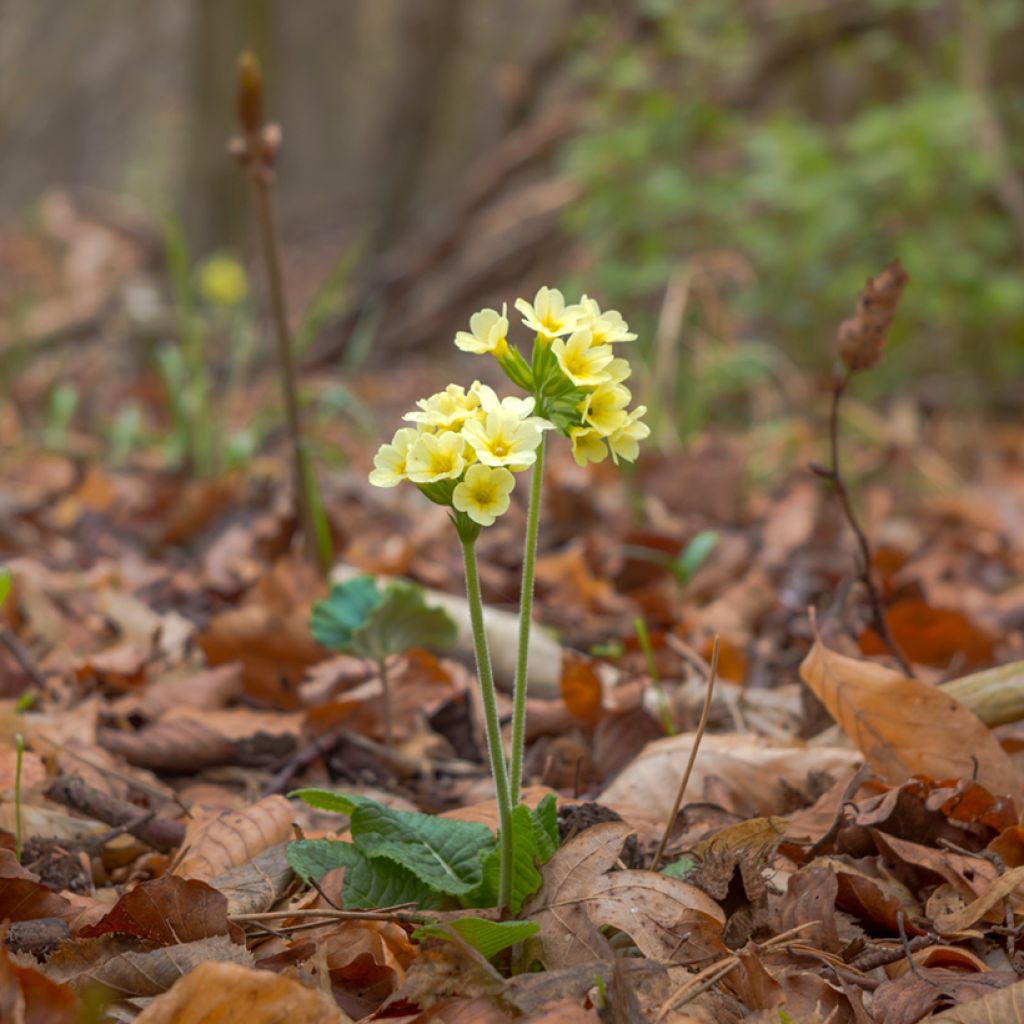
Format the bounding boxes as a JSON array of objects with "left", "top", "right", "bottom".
[{"left": 564, "top": 0, "right": 1024, "bottom": 408}]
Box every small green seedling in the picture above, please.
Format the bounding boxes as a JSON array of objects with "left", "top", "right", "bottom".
[
  {"left": 310, "top": 576, "right": 457, "bottom": 745},
  {"left": 634, "top": 617, "right": 674, "bottom": 735},
  {"left": 621, "top": 529, "right": 719, "bottom": 587},
  {"left": 288, "top": 788, "right": 558, "bottom": 921}
]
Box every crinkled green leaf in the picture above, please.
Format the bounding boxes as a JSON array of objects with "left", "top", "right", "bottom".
[
  {"left": 0, "top": 568, "right": 9, "bottom": 608},
  {"left": 350, "top": 802, "right": 494, "bottom": 896},
  {"left": 349, "top": 581, "right": 457, "bottom": 661},
  {"left": 474, "top": 802, "right": 555, "bottom": 913},
  {"left": 287, "top": 838, "right": 360, "bottom": 882},
  {"left": 415, "top": 917, "right": 539, "bottom": 960},
  {"left": 310, "top": 576, "right": 382, "bottom": 652}
]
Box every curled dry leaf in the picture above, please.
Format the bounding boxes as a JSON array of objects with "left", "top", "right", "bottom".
[
  {"left": 133, "top": 959, "right": 352, "bottom": 1024},
  {"left": 98, "top": 718, "right": 236, "bottom": 772},
  {"left": 43, "top": 934, "right": 254, "bottom": 997},
  {"left": 209, "top": 840, "right": 293, "bottom": 916},
  {"left": 522, "top": 822, "right": 725, "bottom": 969},
  {"left": 173, "top": 795, "right": 293, "bottom": 882},
  {"left": 0, "top": 944, "right": 81, "bottom": 1024},
  {"left": 800, "top": 637, "right": 1022, "bottom": 803},
  {"left": 600, "top": 732, "right": 862, "bottom": 820},
  {"left": 929, "top": 977, "right": 1024, "bottom": 1022},
  {"left": 836, "top": 259, "right": 908, "bottom": 373}
]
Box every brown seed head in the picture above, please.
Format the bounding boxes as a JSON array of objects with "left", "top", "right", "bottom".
[
  {"left": 236, "top": 51, "right": 264, "bottom": 136},
  {"left": 836, "top": 259, "right": 909, "bottom": 374}
]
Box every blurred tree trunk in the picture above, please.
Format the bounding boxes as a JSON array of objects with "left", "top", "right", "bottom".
[
  {"left": 184, "top": 0, "right": 272, "bottom": 254},
  {"left": 367, "top": 0, "right": 466, "bottom": 259}
]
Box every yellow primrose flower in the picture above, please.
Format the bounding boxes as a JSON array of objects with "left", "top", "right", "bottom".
[
  {"left": 571, "top": 295, "right": 637, "bottom": 344},
  {"left": 452, "top": 464, "right": 515, "bottom": 527},
  {"left": 455, "top": 305, "right": 510, "bottom": 357},
  {"left": 514, "top": 286, "right": 578, "bottom": 341},
  {"left": 606, "top": 356, "right": 632, "bottom": 384},
  {"left": 608, "top": 406, "right": 650, "bottom": 464},
  {"left": 471, "top": 381, "right": 536, "bottom": 419},
  {"left": 403, "top": 384, "right": 480, "bottom": 431},
  {"left": 580, "top": 383, "right": 631, "bottom": 436},
  {"left": 406, "top": 431, "right": 469, "bottom": 483},
  {"left": 462, "top": 409, "right": 547, "bottom": 470},
  {"left": 569, "top": 426, "right": 608, "bottom": 467},
  {"left": 551, "top": 330, "right": 614, "bottom": 387},
  {"left": 197, "top": 254, "right": 248, "bottom": 308},
  {"left": 368, "top": 427, "right": 418, "bottom": 487}
]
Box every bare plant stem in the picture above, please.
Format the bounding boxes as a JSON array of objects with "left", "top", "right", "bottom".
[
  {"left": 247, "top": 172, "right": 331, "bottom": 574},
  {"left": 509, "top": 437, "right": 545, "bottom": 805},
  {"left": 14, "top": 733, "right": 24, "bottom": 862},
  {"left": 461, "top": 537, "right": 514, "bottom": 911},
  {"left": 817, "top": 369, "right": 913, "bottom": 676},
  {"left": 651, "top": 637, "right": 718, "bottom": 871}
]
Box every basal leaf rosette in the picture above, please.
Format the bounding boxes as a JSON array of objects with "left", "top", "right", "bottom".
[
  {"left": 451, "top": 287, "right": 649, "bottom": 467},
  {"left": 368, "top": 381, "right": 552, "bottom": 540}
]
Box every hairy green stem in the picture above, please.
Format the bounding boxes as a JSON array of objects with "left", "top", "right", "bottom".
[
  {"left": 460, "top": 537, "right": 513, "bottom": 911},
  {"left": 509, "top": 437, "right": 545, "bottom": 804}
]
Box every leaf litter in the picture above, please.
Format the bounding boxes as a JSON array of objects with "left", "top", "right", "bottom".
[{"left": 0, "top": 231, "right": 1023, "bottom": 1023}]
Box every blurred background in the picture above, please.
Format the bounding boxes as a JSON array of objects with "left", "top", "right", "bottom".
[{"left": 2, "top": 0, "right": 1023, "bottom": 467}]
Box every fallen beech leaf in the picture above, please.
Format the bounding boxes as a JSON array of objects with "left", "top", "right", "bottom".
[
  {"left": 133, "top": 959, "right": 351, "bottom": 1024},
  {"left": 874, "top": 968, "right": 1018, "bottom": 1024},
  {"left": 601, "top": 732, "right": 862, "bottom": 819},
  {"left": 560, "top": 652, "right": 603, "bottom": 723},
  {"left": 209, "top": 841, "right": 293, "bottom": 916},
  {"left": 173, "top": 795, "right": 293, "bottom": 881},
  {"left": 800, "top": 637, "right": 1021, "bottom": 803},
  {"left": 932, "top": 864, "right": 1024, "bottom": 934},
  {"left": 98, "top": 717, "right": 236, "bottom": 772},
  {"left": 0, "top": 944, "right": 81, "bottom": 1024},
  {"left": 860, "top": 599, "right": 995, "bottom": 671},
  {"left": 523, "top": 822, "right": 725, "bottom": 968},
  {"left": 930, "top": 977, "right": 1024, "bottom": 1021},
  {"left": 0, "top": 876, "right": 73, "bottom": 922},
  {"left": 44, "top": 934, "right": 253, "bottom": 996},
  {"left": 81, "top": 875, "right": 233, "bottom": 945}
]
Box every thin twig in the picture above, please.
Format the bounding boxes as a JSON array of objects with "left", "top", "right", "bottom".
[
  {"left": 813, "top": 369, "right": 913, "bottom": 676},
  {"left": 651, "top": 636, "right": 718, "bottom": 870},
  {"left": 0, "top": 628, "right": 47, "bottom": 688}
]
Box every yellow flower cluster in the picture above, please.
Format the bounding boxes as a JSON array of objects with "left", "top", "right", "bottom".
[
  {"left": 477, "top": 287, "right": 648, "bottom": 468},
  {"left": 370, "top": 382, "right": 552, "bottom": 526},
  {"left": 369, "top": 286, "right": 648, "bottom": 529}
]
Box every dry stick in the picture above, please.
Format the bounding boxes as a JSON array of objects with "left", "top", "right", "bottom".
[
  {"left": 651, "top": 636, "right": 718, "bottom": 871},
  {"left": 814, "top": 369, "right": 913, "bottom": 676},
  {"left": 0, "top": 628, "right": 47, "bottom": 688}
]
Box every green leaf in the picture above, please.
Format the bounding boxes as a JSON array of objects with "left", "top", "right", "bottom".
[
  {"left": 0, "top": 568, "right": 10, "bottom": 608},
  {"left": 287, "top": 838, "right": 360, "bottom": 881},
  {"left": 310, "top": 576, "right": 383, "bottom": 652},
  {"left": 661, "top": 854, "right": 698, "bottom": 880},
  {"left": 290, "top": 788, "right": 374, "bottom": 817},
  {"left": 473, "top": 801, "right": 556, "bottom": 914},
  {"left": 673, "top": 530, "right": 719, "bottom": 583},
  {"left": 349, "top": 581, "right": 457, "bottom": 661},
  {"left": 415, "top": 917, "right": 539, "bottom": 960},
  {"left": 350, "top": 802, "right": 495, "bottom": 896}
]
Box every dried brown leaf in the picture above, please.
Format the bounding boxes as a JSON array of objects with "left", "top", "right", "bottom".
[
  {"left": 133, "top": 959, "right": 351, "bottom": 1024},
  {"left": 0, "top": 944, "right": 81, "bottom": 1024},
  {"left": 929, "top": 977, "right": 1024, "bottom": 1022},
  {"left": 523, "top": 822, "right": 725, "bottom": 969},
  {"left": 172, "top": 795, "right": 293, "bottom": 881},
  {"left": 836, "top": 260, "right": 908, "bottom": 373},
  {"left": 800, "top": 638, "right": 1021, "bottom": 802},
  {"left": 98, "top": 718, "right": 236, "bottom": 772}
]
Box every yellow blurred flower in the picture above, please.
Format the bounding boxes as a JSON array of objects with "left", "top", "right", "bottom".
[
  {"left": 453, "top": 464, "right": 515, "bottom": 526},
  {"left": 197, "top": 254, "right": 248, "bottom": 308},
  {"left": 514, "top": 286, "right": 578, "bottom": 341},
  {"left": 368, "top": 427, "right": 418, "bottom": 487},
  {"left": 569, "top": 426, "right": 608, "bottom": 467},
  {"left": 455, "top": 305, "right": 510, "bottom": 357},
  {"left": 608, "top": 406, "right": 650, "bottom": 464},
  {"left": 580, "top": 383, "right": 631, "bottom": 435},
  {"left": 406, "top": 431, "right": 469, "bottom": 483},
  {"left": 551, "top": 330, "right": 614, "bottom": 387}
]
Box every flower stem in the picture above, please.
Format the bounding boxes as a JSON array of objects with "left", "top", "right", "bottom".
[
  {"left": 509, "top": 436, "right": 545, "bottom": 804},
  {"left": 460, "top": 537, "right": 514, "bottom": 911}
]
